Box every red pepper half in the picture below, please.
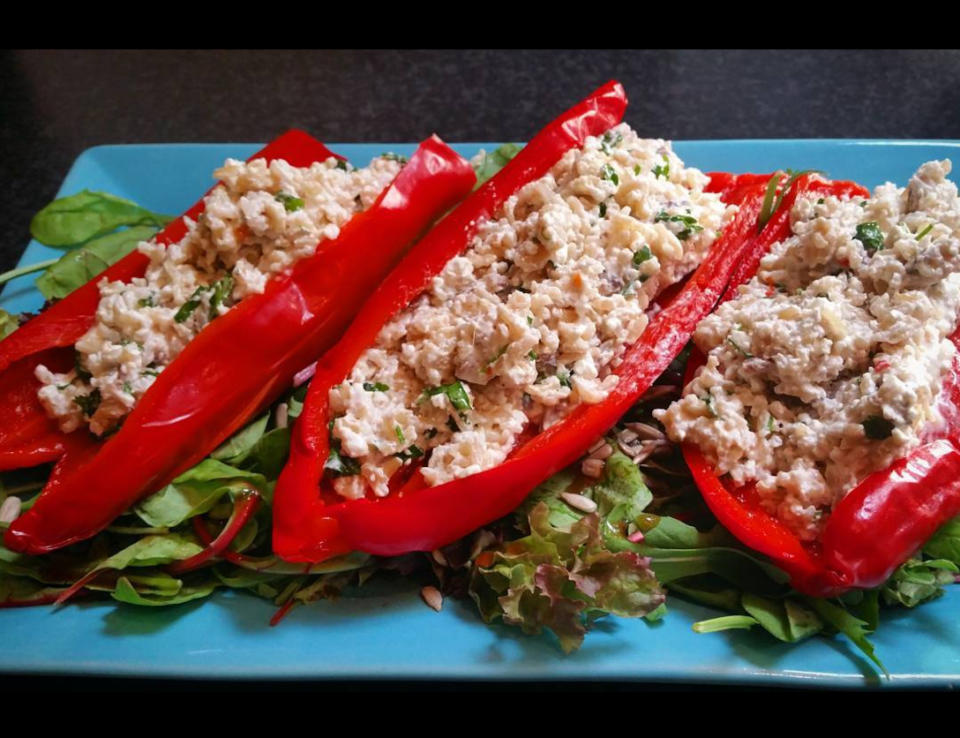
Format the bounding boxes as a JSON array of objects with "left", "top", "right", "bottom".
[
  {"left": 4, "top": 135, "right": 475, "bottom": 555},
  {"left": 272, "top": 81, "right": 774, "bottom": 563},
  {"left": 679, "top": 174, "right": 960, "bottom": 597},
  {"left": 0, "top": 130, "right": 339, "bottom": 472}
]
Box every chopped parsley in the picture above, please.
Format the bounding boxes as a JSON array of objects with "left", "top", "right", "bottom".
[
  {"left": 633, "top": 245, "right": 652, "bottom": 266},
  {"left": 862, "top": 415, "right": 894, "bottom": 440},
  {"left": 726, "top": 337, "right": 753, "bottom": 358},
  {"left": 324, "top": 442, "right": 361, "bottom": 477},
  {"left": 122, "top": 382, "right": 133, "bottom": 395},
  {"left": 601, "top": 163, "right": 619, "bottom": 186},
  {"left": 143, "top": 369, "right": 159, "bottom": 377},
  {"left": 209, "top": 275, "right": 234, "bottom": 318},
  {"left": 394, "top": 425, "right": 406, "bottom": 444},
  {"left": 527, "top": 315, "right": 534, "bottom": 326},
  {"left": 73, "top": 389, "right": 102, "bottom": 417},
  {"left": 395, "top": 444, "right": 424, "bottom": 462},
  {"left": 174, "top": 286, "right": 206, "bottom": 324},
  {"left": 363, "top": 382, "right": 390, "bottom": 392},
  {"left": 380, "top": 152, "right": 408, "bottom": 164},
  {"left": 652, "top": 155, "right": 670, "bottom": 179},
  {"left": 916, "top": 223, "right": 934, "bottom": 241},
  {"left": 557, "top": 370, "right": 572, "bottom": 388},
  {"left": 528, "top": 350, "right": 538, "bottom": 361},
  {"left": 599, "top": 202, "right": 607, "bottom": 218},
  {"left": 855, "top": 221, "right": 885, "bottom": 253},
  {"left": 655, "top": 211, "right": 703, "bottom": 241},
  {"left": 424, "top": 381, "right": 472, "bottom": 412},
  {"left": 599, "top": 132, "right": 622, "bottom": 155},
  {"left": 766, "top": 414, "right": 776, "bottom": 432},
  {"left": 274, "top": 192, "right": 304, "bottom": 212},
  {"left": 137, "top": 295, "right": 155, "bottom": 308},
  {"left": 700, "top": 394, "right": 718, "bottom": 418},
  {"left": 335, "top": 160, "right": 349, "bottom": 171}
]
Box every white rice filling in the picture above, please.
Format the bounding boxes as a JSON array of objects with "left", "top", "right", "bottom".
[
  {"left": 36, "top": 155, "right": 402, "bottom": 436},
  {"left": 657, "top": 160, "right": 960, "bottom": 540},
  {"left": 328, "top": 124, "right": 733, "bottom": 499}
]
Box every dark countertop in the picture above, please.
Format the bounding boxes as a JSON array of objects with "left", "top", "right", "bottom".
[{"left": 3, "top": 48, "right": 960, "bottom": 272}]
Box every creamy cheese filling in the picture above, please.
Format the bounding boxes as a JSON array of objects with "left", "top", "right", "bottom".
[
  {"left": 656, "top": 160, "right": 960, "bottom": 541},
  {"left": 36, "top": 154, "right": 402, "bottom": 436},
  {"left": 327, "top": 124, "right": 733, "bottom": 500}
]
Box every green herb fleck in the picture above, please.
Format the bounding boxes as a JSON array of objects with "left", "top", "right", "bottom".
[
  {"left": 855, "top": 221, "right": 885, "bottom": 253},
  {"left": 652, "top": 155, "right": 670, "bottom": 179},
  {"left": 395, "top": 444, "right": 424, "bottom": 462},
  {"left": 599, "top": 202, "right": 607, "bottom": 218},
  {"left": 601, "top": 164, "right": 619, "bottom": 186},
  {"left": 599, "top": 132, "right": 622, "bottom": 155},
  {"left": 335, "top": 160, "right": 349, "bottom": 171},
  {"left": 274, "top": 192, "right": 304, "bottom": 212},
  {"left": 557, "top": 370, "right": 572, "bottom": 389},
  {"left": 325, "top": 443, "right": 360, "bottom": 477},
  {"left": 655, "top": 211, "right": 703, "bottom": 241},
  {"left": 916, "top": 224, "right": 934, "bottom": 241},
  {"left": 174, "top": 287, "right": 206, "bottom": 324},
  {"left": 363, "top": 382, "right": 389, "bottom": 392},
  {"left": 394, "top": 425, "right": 405, "bottom": 444},
  {"left": 137, "top": 295, "right": 155, "bottom": 308},
  {"left": 425, "top": 381, "right": 472, "bottom": 412},
  {"left": 209, "top": 275, "right": 234, "bottom": 318},
  {"left": 74, "top": 389, "right": 102, "bottom": 417},
  {"left": 528, "top": 350, "right": 538, "bottom": 360},
  {"left": 380, "top": 152, "right": 408, "bottom": 164},
  {"left": 700, "top": 394, "right": 718, "bottom": 418},
  {"left": 633, "top": 245, "right": 652, "bottom": 266}
]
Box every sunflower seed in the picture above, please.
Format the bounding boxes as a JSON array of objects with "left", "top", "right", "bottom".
[
  {"left": 0, "top": 496, "right": 21, "bottom": 524},
  {"left": 421, "top": 585, "right": 443, "bottom": 612},
  {"left": 561, "top": 492, "right": 598, "bottom": 513},
  {"left": 588, "top": 443, "right": 613, "bottom": 460},
  {"left": 581, "top": 458, "right": 605, "bottom": 479},
  {"left": 624, "top": 422, "right": 665, "bottom": 441}
]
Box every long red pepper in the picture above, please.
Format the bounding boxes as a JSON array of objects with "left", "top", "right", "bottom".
[
  {"left": 0, "top": 130, "right": 339, "bottom": 472},
  {"left": 4, "top": 136, "right": 475, "bottom": 555},
  {"left": 272, "top": 81, "right": 773, "bottom": 563},
  {"left": 679, "top": 174, "right": 960, "bottom": 597}
]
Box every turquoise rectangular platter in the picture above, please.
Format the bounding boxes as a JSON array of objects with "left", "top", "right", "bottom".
[{"left": 2, "top": 139, "right": 960, "bottom": 687}]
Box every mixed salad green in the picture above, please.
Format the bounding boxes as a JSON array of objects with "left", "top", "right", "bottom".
[{"left": 1, "top": 146, "right": 958, "bottom": 678}]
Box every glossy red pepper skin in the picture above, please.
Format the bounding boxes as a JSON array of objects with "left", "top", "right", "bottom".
[
  {"left": 4, "top": 136, "right": 475, "bottom": 555},
  {"left": 0, "top": 130, "right": 339, "bottom": 472},
  {"left": 680, "top": 175, "right": 960, "bottom": 597},
  {"left": 272, "top": 81, "right": 773, "bottom": 563}
]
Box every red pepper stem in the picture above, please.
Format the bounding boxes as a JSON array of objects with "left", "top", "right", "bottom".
[{"left": 168, "top": 491, "right": 261, "bottom": 575}]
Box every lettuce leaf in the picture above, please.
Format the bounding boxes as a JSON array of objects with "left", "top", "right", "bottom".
[{"left": 469, "top": 501, "right": 664, "bottom": 653}]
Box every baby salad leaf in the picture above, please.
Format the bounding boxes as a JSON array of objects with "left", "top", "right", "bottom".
[
  {"left": 923, "top": 516, "right": 960, "bottom": 565},
  {"left": 741, "top": 593, "right": 824, "bottom": 642},
  {"left": 111, "top": 575, "right": 218, "bottom": 607},
  {"left": 0, "top": 309, "right": 19, "bottom": 339},
  {"left": 35, "top": 225, "right": 159, "bottom": 300},
  {"left": 880, "top": 557, "right": 958, "bottom": 608},
  {"left": 134, "top": 459, "right": 268, "bottom": 528},
  {"left": 211, "top": 413, "right": 270, "bottom": 465},
  {"left": 469, "top": 501, "right": 665, "bottom": 653},
  {"left": 802, "top": 596, "right": 887, "bottom": 675},
  {"left": 472, "top": 144, "right": 523, "bottom": 189},
  {"left": 30, "top": 190, "right": 172, "bottom": 248}
]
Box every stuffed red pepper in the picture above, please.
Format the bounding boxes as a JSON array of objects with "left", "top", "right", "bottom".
[
  {"left": 657, "top": 162, "right": 960, "bottom": 596},
  {"left": 273, "top": 80, "right": 774, "bottom": 562},
  {"left": 5, "top": 133, "right": 475, "bottom": 554}
]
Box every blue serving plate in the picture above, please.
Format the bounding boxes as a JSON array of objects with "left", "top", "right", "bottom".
[{"left": 3, "top": 139, "right": 960, "bottom": 686}]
